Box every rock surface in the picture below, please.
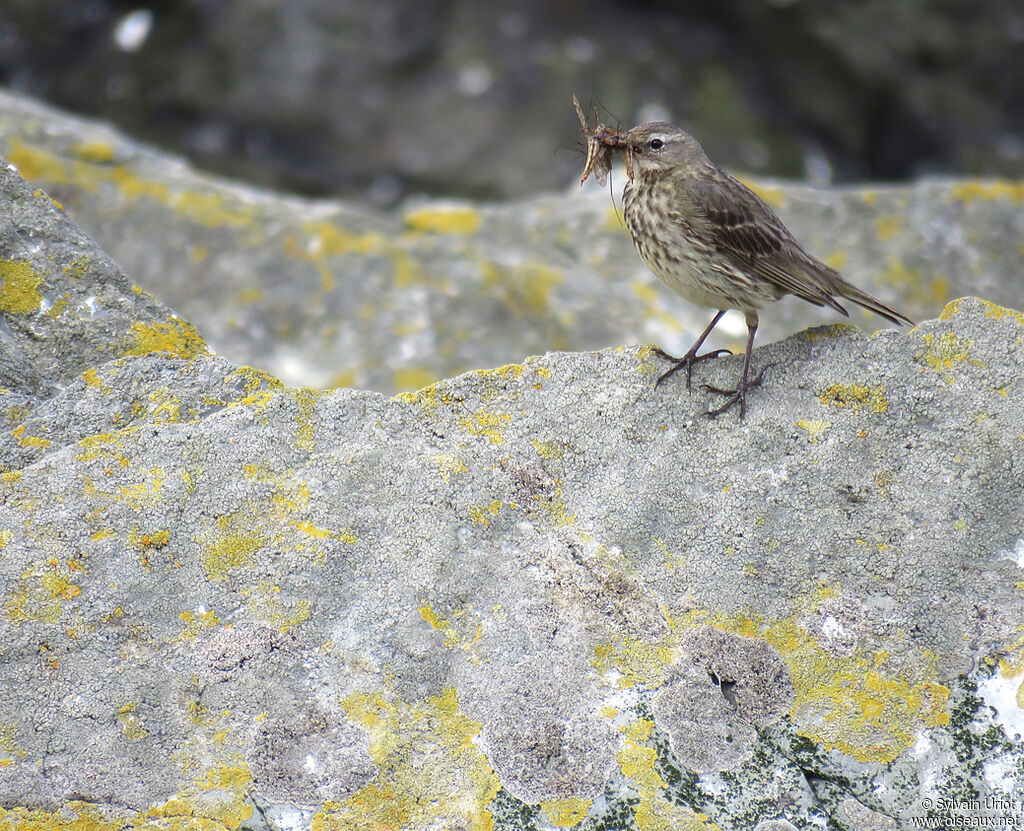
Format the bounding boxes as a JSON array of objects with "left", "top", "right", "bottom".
[
  {"left": 2, "top": 0, "right": 1022, "bottom": 199},
  {"left": 2, "top": 89, "right": 1024, "bottom": 395},
  {"left": 1, "top": 156, "right": 1023, "bottom": 830}
]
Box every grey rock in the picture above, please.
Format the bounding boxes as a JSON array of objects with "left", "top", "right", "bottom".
[
  {"left": 2, "top": 152, "right": 1024, "bottom": 830},
  {"left": 651, "top": 628, "right": 794, "bottom": 772},
  {"left": 754, "top": 821, "right": 800, "bottom": 831},
  {"left": 1, "top": 0, "right": 1021, "bottom": 200},
  {"left": 838, "top": 798, "right": 900, "bottom": 831},
  {"left": 2, "top": 90, "right": 1024, "bottom": 397}
]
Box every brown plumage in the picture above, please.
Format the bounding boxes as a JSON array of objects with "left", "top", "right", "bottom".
[{"left": 576, "top": 107, "right": 913, "bottom": 418}]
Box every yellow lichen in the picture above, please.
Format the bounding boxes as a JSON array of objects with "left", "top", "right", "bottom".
[
  {"left": 949, "top": 181, "right": 1024, "bottom": 203},
  {"left": 467, "top": 500, "right": 502, "bottom": 526},
  {"left": 531, "top": 438, "right": 565, "bottom": 459},
  {"left": 230, "top": 365, "right": 284, "bottom": 397},
  {"left": 0, "top": 722, "right": 27, "bottom": 767},
  {"left": 823, "top": 250, "right": 847, "bottom": 270},
  {"left": 531, "top": 486, "right": 576, "bottom": 527},
  {"left": 292, "top": 388, "right": 320, "bottom": 452},
  {"left": 876, "top": 215, "right": 902, "bottom": 241},
  {"left": 44, "top": 294, "right": 68, "bottom": 319},
  {"left": 458, "top": 409, "right": 512, "bottom": 444},
  {"left": 123, "top": 318, "right": 209, "bottom": 360},
  {"left": 129, "top": 529, "right": 171, "bottom": 551},
  {"left": 393, "top": 367, "right": 438, "bottom": 392},
  {"left": 474, "top": 363, "right": 526, "bottom": 382},
  {"left": 592, "top": 634, "right": 674, "bottom": 689},
  {"left": 81, "top": 368, "right": 107, "bottom": 390},
  {"left": 876, "top": 258, "right": 920, "bottom": 290},
  {"left": 116, "top": 466, "right": 166, "bottom": 510},
  {"left": 481, "top": 262, "right": 563, "bottom": 317},
  {"left": 403, "top": 205, "right": 481, "bottom": 235},
  {"left": 10, "top": 425, "right": 51, "bottom": 449},
  {"left": 802, "top": 324, "right": 852, "bottom": 341},
  {"left": 116, "top": 702, "right": 149, "bottom": 740},
  {"left": 433, "top": 454, "right": 468, "bottom": 483},
  {"left": 735, "top": 176, "right": 785, "bottom": 208},
  {"left": 540, "top": 797, "right": 592, "bottom": 828},
  {"left": 818, "top": 383, "right": 889, "bottom": 413},
  {"left": 392, "top": 381, "right": 458, "bottom": 411},
  {"left": 4, "top": 559, "right": 82, "bottom": 625},
  {"left": 74, "top": 432, "right": 131, "bottom": 466},
  {"left": 200, "top": 514, "right": 265, "bottom": 581},
  {"left": 795, "top": 419, "right": 831, "bottom": 443},
  {"left": 419, "top": 603, "right": 485, "bottom": 665},
  {"left": 615, "top": 718, "right": 719, "bottom": 831},
  {"left": 688, "top": 607, "right": 950, "bottom": 763},
  {"left": 976, "top": 299, "right": 1024, "bottom": 326},
  {"left": 171, "top": 190, "right": 257, "bottom": 230},
  {"left": 9, "top": 140, "right": 264, "bottom": 236},
  {"left": 917, "top": 332, "right": 984, "bottom": 383},
  {"left": 71, "top": 141, "right": 116, "bottom": 163},
  {"left": 246, "top": 583, "right": 311, "bottom": 633},
  {"left": 318, "top": 688, "right": 500, "bottom": 831},
  {"left": 0, "top": 260, "right": 43, "bottom": 315},
  {"left": 176, "top": 609, "right": 221, "bottom": 641}
]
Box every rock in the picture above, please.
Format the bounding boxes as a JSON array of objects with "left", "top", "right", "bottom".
[
  {"left": 2, "top": 90, "right": 1023, "bottom": 396},
  {"left": 1, "top": 0, "right": 1021, "bottom": 199},
  {"left": 1, "top": 158, "right": 1023, "bottom": 829}
]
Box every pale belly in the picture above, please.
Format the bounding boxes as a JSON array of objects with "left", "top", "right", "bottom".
[{"left": 623, "top": 180, "right": 770, "bottom": 314}]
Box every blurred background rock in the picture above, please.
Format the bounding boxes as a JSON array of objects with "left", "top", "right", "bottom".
[{"left": 2, "top": 0, "right": 1022, "bottom": 207}]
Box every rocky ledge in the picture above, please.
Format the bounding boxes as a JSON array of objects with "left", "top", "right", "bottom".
[{"left": 1, "top": 128, "right": 1024, "bottom": 830}]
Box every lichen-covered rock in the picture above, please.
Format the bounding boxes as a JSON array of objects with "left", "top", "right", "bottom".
[
  {"left": 1, "top": 156, "right": 1023, "bottom": 831},
  {"left": 2, "top": 90, "right": 1023, "bottom": 396},
  {"left": 2, "top": 0, "right": 1021, "bottom": 197}
]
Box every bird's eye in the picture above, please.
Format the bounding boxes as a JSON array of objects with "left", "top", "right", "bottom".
[{"left": 649, "top": 138, "right": 665, "bottom": 151}]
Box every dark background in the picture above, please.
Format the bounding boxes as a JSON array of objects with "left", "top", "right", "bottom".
[{"left": 2, "top": 0, "right": 1021, "bottom": 206}]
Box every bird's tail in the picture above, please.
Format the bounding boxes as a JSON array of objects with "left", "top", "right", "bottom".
[{"left": 834, "top": 279, "right": 914, "bottom": 327}]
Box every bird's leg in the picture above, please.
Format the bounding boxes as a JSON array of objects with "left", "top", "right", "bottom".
[
  {"left": 653, "top": 310, "right": 732, "bottom": 390},
  {"left": 702, "top": 313, "right": 769, "bottom": 419}
]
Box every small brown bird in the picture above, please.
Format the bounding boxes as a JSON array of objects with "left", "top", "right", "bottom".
[{"left": 575, "top": 100, "right": 913, "bottom": 418}]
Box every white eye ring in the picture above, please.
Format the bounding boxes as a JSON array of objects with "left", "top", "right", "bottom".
[{"left": 649, "top": 138, "right": 665, "bottom": 151}]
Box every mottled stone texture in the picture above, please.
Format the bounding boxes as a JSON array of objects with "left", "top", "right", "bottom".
[
  {"left": 2, "top": 90, "right": 1023, "bottom": 396},
  {"left": 2, "top": 146, "right": 1024, "bottom": 829}
]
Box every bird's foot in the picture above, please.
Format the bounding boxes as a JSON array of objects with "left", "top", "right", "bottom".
[
  {"left": 702, "top": 364, "right": 771, "bottom": 420},
  {"left": 652, "top": 346, "right": 732, "bottom": 390}
]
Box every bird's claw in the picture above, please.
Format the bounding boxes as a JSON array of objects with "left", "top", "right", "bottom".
[
  {"left": 653, "top": 347, "right": 732, "bottom": 390},
  {"left": 701, "top": 364, "right": 772, "bottom": 420}
]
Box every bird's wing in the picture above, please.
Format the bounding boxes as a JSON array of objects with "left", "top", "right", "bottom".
[{"left": 679, "top": 170, "right": 848, "bottom": 314}]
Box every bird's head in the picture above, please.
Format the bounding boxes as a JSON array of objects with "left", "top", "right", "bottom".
[{"left": 619, "top": 122, "right": 709, "bottom": 180}]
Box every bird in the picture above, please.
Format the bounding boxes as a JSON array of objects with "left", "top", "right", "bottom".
[{"left": 577, "top": 108, "right": 913, "bottom": 419}]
